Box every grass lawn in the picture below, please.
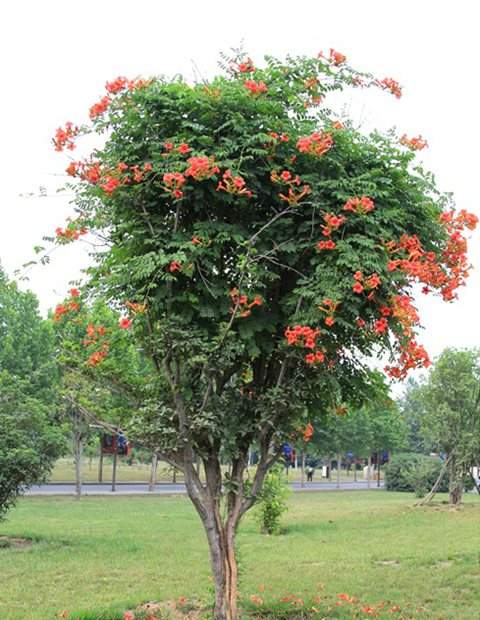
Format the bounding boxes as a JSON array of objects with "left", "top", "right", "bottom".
[
  {"left": 49, "top": 457, "right": 371, "bottom": 485},
  {"left": 1, "top": 491, "right": 479, "bottom": 620}
]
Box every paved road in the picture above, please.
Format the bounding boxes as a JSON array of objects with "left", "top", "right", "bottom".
[{"left": 26, "top": 481, "right": 383, "bottom": 496}]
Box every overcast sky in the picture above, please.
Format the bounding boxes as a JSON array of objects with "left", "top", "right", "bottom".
[{"left": 1, "top": 0, "right": 479, "bottom": 382}]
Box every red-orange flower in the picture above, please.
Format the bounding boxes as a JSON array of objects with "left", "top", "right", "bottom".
[{"left": 89, "top": 96, "right": 111, "bottom": 119}]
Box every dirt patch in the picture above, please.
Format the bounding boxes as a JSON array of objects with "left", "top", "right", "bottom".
[
  {"left": 0, "top": 536, "right": 33, "bottom": 549},
  {"left": 436, "top": 560, "right": 453, "bottom": 569},
  {"left": 374, "top": 559, "right": 400, "bottom": 567},
  {"left": 135, "top": 600, "right": 203, "bottom": 619}
]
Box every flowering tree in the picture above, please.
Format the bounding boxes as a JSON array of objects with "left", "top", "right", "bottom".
[
  {"left": 51, "top": 291, "right": 146, "bottom": 498},
  {"left": 51, "top": 50, "right": 477, "bottom": 619}
]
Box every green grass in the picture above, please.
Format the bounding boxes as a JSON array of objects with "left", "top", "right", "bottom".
[
  {"left": 49, "top": 457, "right": 370, "bottom": 485},
  {"left": 1, "top": 491, "right": 479, "bottom": 619}
]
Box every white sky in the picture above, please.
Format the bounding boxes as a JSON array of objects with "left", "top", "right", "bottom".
[{"left": 1, "top": 0, "right": 479, "bottom": 383}]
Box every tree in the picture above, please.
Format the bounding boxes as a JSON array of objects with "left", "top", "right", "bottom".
[
  {"left": 0, "top": 267, "right": 64, "bottom": 520},
  {"left": 419, "top": 348, "right": 480, "bottom": 505},
  {"left": 51, "top": 291, "right": 148, "bottom": 498},
  {"left": 50, "top": 50, "right": 477, "bottom": 619},
  {"left": 398, "top": 377, "right": 428, "bottom": 453}
]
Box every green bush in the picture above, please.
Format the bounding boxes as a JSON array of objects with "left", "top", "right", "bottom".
[
  {"left": 384, "top": 453, "right": 449, "bottom": 494},
  {"left": 254, "top": 467, "right": 290, "bottom": 535}
]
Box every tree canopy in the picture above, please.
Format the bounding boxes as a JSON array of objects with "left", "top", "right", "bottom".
[{"left": 0, "top": 267, "right": 64, "bottom": 520}]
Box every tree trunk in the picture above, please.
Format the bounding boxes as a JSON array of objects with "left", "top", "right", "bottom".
[
  {"left": 327, "top": 457, "right": 332, "bottom": 481},
  {"left": 98, "top": 449, "right": 103, "bottom": 483},
  {"left": 377, "top": 449, "right": 381, "bottom": 488},
  {"left": 448, "top": 455, "right": 463, "bottom": 505},
  {"left": 204, "top": 517, "right": 239, "bottom": 620},
  {"left": 111, "top": 451, "right": 118, "bottom": 492},
  {"left": 336, "top": 452, "right": 341, "bottom": 489},
  {"left": 149, "top": 453, "right": 158, "bottom": 492},
  {"left": 367, "top": 454, "right": 372, "bottom": 489},
  {"left": 415, "top": 454, "right": 451, "bottom": 506},
  {"left": 353, "top": 463, "right": 357, "bottom": 482},
  {"left": 74, "top": 433, "right": 83, "bottom": 500}
]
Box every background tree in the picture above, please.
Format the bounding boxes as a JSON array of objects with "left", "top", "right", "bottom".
[
  {"left": 398, "top": 377, "right": 428, "bottom": 453},
  {"left": 50, "top": 50, "right": 477, "bottom": 620},
  {"left": 418, "top": 348, "right": 480, "bottom": 505},
  {"left": 51, "top": 291, "right": 148, "bottom": 497},
  {"left": 0, "top": 266, "right": 64, "bottom": 520}
]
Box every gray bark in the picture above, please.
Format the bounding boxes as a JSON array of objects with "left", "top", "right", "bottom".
[
  {"left": 74, "top": 433, "right": 83, "bottom": 500},
  {"left": 111, "top": 452, "right": 118, "bottom": 492},
  {"left": 149, "top": 453, "right": 158, "bottom": 492}
]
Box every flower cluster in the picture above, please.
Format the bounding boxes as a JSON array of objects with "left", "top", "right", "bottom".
[
  {"left": 351, "top": 271, "right": 381, "bottom": 295},
  {"left": 318, "top": 49, "right": 347, "bottom": 66},
  {"left": 400, "top": 134, "right": 428, "bottom": 150},
  {"left": 318, "top": 298, "right": 339, "bottom": 326},
  {"left": 329, "top": 48, "right": 347, "bottom": 65},
  {"left": 163, "top": 172, "right": 186, "bottom": 199},
  {"left": 379, "top": 77, "right": 402, "bottom": 98},
  {"left": 229, "top": 288, "right": 263, "bottom": 318},
  {"left": 244, "top": 79, "right": 268, "bottom": 95},
  {"left": 316, "top": 239, "right": 336, "bottom": 251},
  {"left": 83, "top": 323, "right": 109, "bottom": 367},
  {"left": 303, "top": 422, "right": 314, "bottom": 442},
  {"left": 169, "top": 261, "right": 182, "bottom": 273},
  {"left": 343, "top": 196, "right": 375, "bottom": 214},
  {"left": 217, "top": 170, "right": 252, "bottom": 198},
  {"left": 268, "top": 131, "right": 290, "bottom": 143},
  {"left": 89, "top": 77, "right": 150, "bottom": 120},
  {"left": 89, "top": 96, "right": 111, "bottom": 119},
  {"left": 284, "top": 325, "right": 325, "bottom": 365},
  {"left": 321, "top": 213, "right": 346, "bottom": 236},
  {"left": 184, "top": 156, "right": 220, "bottom": 181},
  {"left": 296, "top": 131, "right": 333, "bottom": 157},
  {"left": 55, "top": 221, "right": 88, "bottom": 243},
  {"left": 125, "top": 301, "right": 147, "bottom": 314},
  {"left": 385, "top": 339, "right": 430, "bottom": 379},
  {"left": 53, "top": 122, "right": 78, "bottom": 152},
  {"left": 68, "top": 160, "right": 154, "bottom": 195},
  {"left": 105, "top": 76, "right": 128, "bottom": 94},
  {"left": 386, "top": 216, "right": 477, "bottom": 301},
  {"left": 233, "top": 57, "right": 255, "bottom": 73},
  {"left": 271, "top": 170, "right": 310, "bottom": 206},
  {"left": 53, "top": 289, "right": 81, "bottom": 321}
]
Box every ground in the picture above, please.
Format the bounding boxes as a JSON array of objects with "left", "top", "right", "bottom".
[
  {"left": 1, "top": 491, "right": 479, "bottom": 619},
  {"left": 49, "top": 458, "right": 364, "bottom": 484}
]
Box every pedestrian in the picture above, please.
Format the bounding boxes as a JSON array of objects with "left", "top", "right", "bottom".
[{"left": 306, "top": 465, "right": 314, "bottom": 482}]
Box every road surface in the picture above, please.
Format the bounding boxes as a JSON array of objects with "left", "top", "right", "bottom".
[{"left": 26, "top": 481, "right": 383, "bottom": 496}]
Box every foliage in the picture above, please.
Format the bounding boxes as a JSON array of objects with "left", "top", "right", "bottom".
[
  {"left": 0, "top": 267, "right": 64, "bottom": 520},
  {"left": 254, "top": 466, "right": 290, "bottom": 534},
  {"left": 49, "top": 48, "right": 478, "bottom": 618},
  {"left": 384, "top": 453, "right": 448, "bottom": 494},
  {"left": 307, "top": 375, "right": 407, "bottom": 461},
  {"left": 409, "top": 348, "right": 480, "bottom": 503},
  {"left": 397, "top": 377, "right": 428, "bottom": 453}
]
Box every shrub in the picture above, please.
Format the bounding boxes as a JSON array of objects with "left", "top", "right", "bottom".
[
  {"left": 384, "top": 453, "right": 448, "bottom": 493},
  {"left": 254, "top": 467, "right": 290, "bottom": 535}
]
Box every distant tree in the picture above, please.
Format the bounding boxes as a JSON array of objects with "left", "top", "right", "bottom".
[
  {"left": 0, "top": 267, "right": 64, "bottom": 520},
  {"left": 418, "top": 348, "right": 480, "bottom": 505},
  {"left": 51, "top": 291, "right": 149, "bottom": 497},
  {"left": 398, "top": 377, "right": 428, "bottom": 453}
]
